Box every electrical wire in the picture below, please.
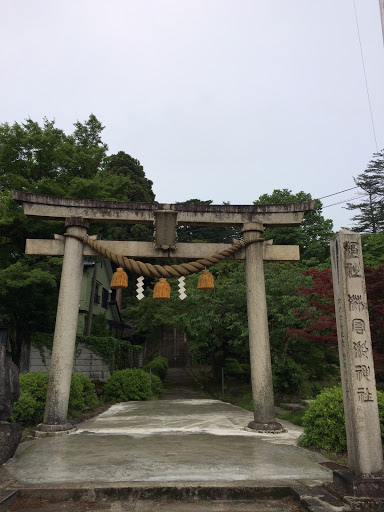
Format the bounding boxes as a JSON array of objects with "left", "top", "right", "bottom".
[
  {"left": 322, "top": 193, "right": 368, "bottom": 209},
  {"left": 317, "top": 186, "right": 359, "bottom": 200},
  {"left": 352, "top": 0, "right": 379, "bottom": 152}
]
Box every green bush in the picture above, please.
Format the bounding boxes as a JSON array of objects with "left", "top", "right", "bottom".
[
  {"left": 104, "top": 368, "right": 162, "bottom": 401},
  {"left": 143, "top": 356, "right": 168, "bottom": 382},
  {"left": 224, "top": 358, "right": 244, "bottom": 377},
  {"left": 75, "top": 374, "right": 99, "bottom": 409},
  {"left": 299, "top": 386, "right": 384, "bottom": 453},
  {"left": 11, "top": 391, "right": 43, "bottom": 427},
  {"left": 69, "top": 374, "right": 86, "bottom": 411},
  {"left": 68, "top": 374, "right": 98, "bottom": 412},
  {"left": 272, "top": 357, "right": 307, "bottom": 395},
  {"left": 149, "top": 374, "right": 163, "bottom": 396},
  {"left": 11, "top": 372, "right": 49, "bottom": 426},
  {"left": 11, "top": 372, "right": 99, "bottom": 427}
]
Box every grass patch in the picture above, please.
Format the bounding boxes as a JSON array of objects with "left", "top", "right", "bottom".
[
  {"left": 234, "top": 392, "right": 253, "bottom": 412},
  {"left": 276, "top": 409, "right": 306, "bottom": 426}
]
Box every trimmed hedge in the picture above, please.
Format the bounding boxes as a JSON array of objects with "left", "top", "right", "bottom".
[
  {"left": 299, "top": 386, "right": 384, "bottom": 453},
  {"left": 104, "top": 368, "right": 162, "bottom": 401},
  {"left": 11, "top": 372, "right": 98, "bottom": 427}
]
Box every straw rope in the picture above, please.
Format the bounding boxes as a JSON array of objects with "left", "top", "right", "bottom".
[{"left": 64, "top": 233, "right": 262, "bottom": 279}]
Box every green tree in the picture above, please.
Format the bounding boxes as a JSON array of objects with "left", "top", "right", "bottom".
[
  {"left": 0, "top": 257, "right": 62, "bottom": 366},
  {"left": 0, "top": 115, "right": 108, "bottom": 193},
  {"left": 104, "top": 151, "right": 155, "bottom": 203},
  {"left": 127, "top": 260, "right": 321, "bottom": 385},
  {"left": 0, "top": 116, "right": 155, "bottom": 366},
  {"left": 346, "top": 149, "right": 384, "bottom": 233},
  {"left": 361, "top": 232, "right": 384, "bottom": 267},
  {"left": 70, "top": 114, "right": 108, "bottom": 180},
  {"left": 176, "top": 199, "right": 240, "bottom": 244},
  {"left": 128, "top": 261, "right": 248, "bottom": 382},
  {"left": 253, "top": 189, "right": 334, "bottom": 265}
]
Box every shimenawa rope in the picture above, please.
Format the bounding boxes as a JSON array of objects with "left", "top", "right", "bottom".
[{"left": 64, "top": 233, "right": 262, "bottom": 279}]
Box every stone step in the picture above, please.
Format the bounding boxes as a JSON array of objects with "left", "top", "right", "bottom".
[
  {"left": 5, "top": 484, "right": 351, "bottom": 512},
  {"left": 7, "top": 497, "right": 305, "bottom": 511},
  {"left": 0, "top": 489, "right": 18, "bottom": 512}
]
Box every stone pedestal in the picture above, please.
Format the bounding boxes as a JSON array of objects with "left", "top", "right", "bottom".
[
  {"left": 333, "top": 469, "right": 384, "bottom": 498},
  {"left": 242, "top": 223, "right": 284, "bottom": 433},
  {"left": 0, "top": 422, "right": 21, "bottom": 465},
  {"left": 34, "top": 422, "right": 76, "bottom": 437}
]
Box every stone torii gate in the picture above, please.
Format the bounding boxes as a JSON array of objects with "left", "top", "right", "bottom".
[{"left": 12, "top": 190, "right": 315, "bottom": 435}]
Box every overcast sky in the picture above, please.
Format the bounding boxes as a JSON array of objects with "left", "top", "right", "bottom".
[{"left": 1, "top": 0, "right": 384, "bottom": 230}]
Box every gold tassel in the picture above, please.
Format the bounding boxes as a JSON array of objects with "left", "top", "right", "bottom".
[
  {"left": 110, "top": 267, "right": 128, "bottom": 289},
  {"left": 197, "top": 269, "right": 214, "bottom": 290},
  {"left": 153, "top": 278, "right": 170, "bottom": 299}
]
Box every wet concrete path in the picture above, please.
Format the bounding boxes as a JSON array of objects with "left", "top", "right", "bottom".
[
  {"left": 159, "top": 367, "right": 205, "bottom": 400},
  {"left": 2, "top": 368, "right": 332, "bottom": 488}
]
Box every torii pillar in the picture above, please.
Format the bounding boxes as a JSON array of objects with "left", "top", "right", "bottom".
[
  {"left": 37, "top": 218, "right": 89, "bottom": 434},
  {"left": 243, "top": 223, "right": 283, "bottom": 432}
]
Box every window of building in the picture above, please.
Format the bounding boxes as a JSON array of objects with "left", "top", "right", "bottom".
[
  {"left": 102, "top": 288, "right": 109, "bottom": 309},
  {"left": 94, "top": 283, "right": 101, "bottom": 304}
]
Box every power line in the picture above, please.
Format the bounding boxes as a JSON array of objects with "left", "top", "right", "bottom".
[
  {"left": 353, "top": 0, "right": 379, "bottom": 152},
  {"left": 322, "top": 193, "right": 367, "bottom": 209},
  {"left": 317, "top": 186, "right": 359, "bottom": 200}
]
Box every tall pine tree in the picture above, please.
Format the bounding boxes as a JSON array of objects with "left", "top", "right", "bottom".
[{"left": 346, "top": 149, "right": 384, "bottom": 233}]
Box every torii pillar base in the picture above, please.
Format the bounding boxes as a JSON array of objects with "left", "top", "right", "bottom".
[
  {"left": 33, "top": 423, "right": 76, "bottom": 438},
  {"left": 245, "top": 421, "right": 286, "bottom": 433},
  {"left": 332, "top": 469, "right": 384, "bottom": 499}
]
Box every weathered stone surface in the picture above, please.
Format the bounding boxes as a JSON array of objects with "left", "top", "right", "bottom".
[
  {"left": 43, "top": 223, "right": 87, "bottom": 426},
  {"left": 12, "top": 190, "right": 315, "bottom": 226},
  {"left": 330, "top": 231, "right": 383, "bottom": 476},
  {"left": 25, "top": 239, "right": 300, "bottom": 260},
  {"left": 33, "top": 423, "right": 77, "bottom": 437},
  {"left": 246, "top": 421, "right": 286, "bottom": 433},
  {"left": 242, "top": 224, "right": 283, "bottom": 432},
  {"left": 0, "top": 345, "right": 20, "bottom": 422},
  {"left": 333, "top": 469, "right": 384, "bottom": 498},
  {"left": 0, "top": 422, "right": 21, "bottom": 465}
]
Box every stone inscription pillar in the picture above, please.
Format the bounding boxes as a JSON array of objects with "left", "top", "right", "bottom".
[
  {"left": 330, "top": 230, "right": 383, "bottom": 478},
  {"left": 37, "top": 218, "right": 89, "bottom": 433},
  {"left": 242, "top": 223, "right": 283, "bottom": 432}
]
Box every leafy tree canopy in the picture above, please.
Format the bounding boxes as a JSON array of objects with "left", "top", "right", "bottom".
[
  {"left": 176, "top": 199, "right": 240, "bottom": 244},
  {"left": 0, "top": 115, "right": 155, "bottom": 365},
  {"left": 288, "top": 265, "right": 384, "bottom": 361},
  {"left": 0, "top": 115, "right": 108, "bottom": 192},
  {"left": 253, "top": 189, "right": 334, "bottom": 265},
  {"left": 361, "top": 232, "right": 384, "bottom": 267}
]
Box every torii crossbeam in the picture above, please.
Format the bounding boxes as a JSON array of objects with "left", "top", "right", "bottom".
[{"left": 12, "top": 190, "right": 315, "bottom": 434}]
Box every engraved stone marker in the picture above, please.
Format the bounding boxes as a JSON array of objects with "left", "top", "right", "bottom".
[{"left": 330, "top": 230, "right": 383, "bottom": 490}]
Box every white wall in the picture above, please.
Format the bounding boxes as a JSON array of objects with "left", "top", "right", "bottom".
[{"left": 30, "top": 344, "right": 110, "bottom": 382}]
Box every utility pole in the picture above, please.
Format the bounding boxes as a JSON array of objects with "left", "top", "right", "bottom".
[{"left": 380, "top": 0, "right": 384, "bottom": 44}]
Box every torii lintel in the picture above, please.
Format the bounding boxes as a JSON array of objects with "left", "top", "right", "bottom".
[{"left": 11, "top": 190, "right": 315, "bottom": 227}]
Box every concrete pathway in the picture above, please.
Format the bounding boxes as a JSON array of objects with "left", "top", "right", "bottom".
[
  {"left": 159, "top": 367, "right": 205, "bottom": 400},
  {"left": 0, "top": 368, "right": 345, "bottom": 511},
  {"left": 2, "top": 369, "right": 332, "bottom": 487},
  {"left": 3, "top": 398, "right": 332, "bottom": 487}
]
